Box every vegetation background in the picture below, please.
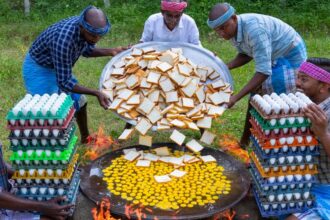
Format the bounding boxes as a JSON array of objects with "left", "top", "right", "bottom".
[{"left": 0, "top": 0, "right": 329, "bottom": 158}]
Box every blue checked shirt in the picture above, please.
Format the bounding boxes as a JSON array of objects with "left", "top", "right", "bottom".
[
  {"left": 231, "top": 14, "right": 298, "bottom": 76},
  {"left": 29, "top": 16, "right": 95, "bottom": 92}
]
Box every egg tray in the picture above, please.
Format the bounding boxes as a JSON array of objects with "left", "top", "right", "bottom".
[
  {"left": 250, "top": 137, "right": 319, "bottom": 158},
  {"left": 250, "top": 162, "right": 317, "bottom": 188},
  {"left": 15, "top": 170, "right": 80, "bottom": 198},
  {"left": 250, "top": 108, "right": 310, "bottom": 130},
  {"left": 10, "top": 136, "right": 77, "bottom": 163},
  {"left": 252, "top": 186, "right": 314, "bottom": 218},
  {"left": 7, "top": 107, "right": 75, "bottom": 130},
  {"left": 250, "top": 100, "right": 306, "bottom": 120},
  {"left": 250, "top": 130, "right": 318, "bottom": 149},
  {"left": 9, "top": 126, "right": 76, "bottom": 148},
  {"left": 250, "top": 117, "right": 312, "bottom": 139},
  {"left": 8, "top": 122, "right": 75, "bottom": 140},
  {"left": 250, "top": 153, "right": 318, "bottom": 177},
  {"left": 11, "top": 155, "right": 78, "bottom": 180},
  {"left": 6, "top": 95, "right": 74, "bottom": 121},
  {"left": 10, "top": 133, "right": 77, "bottom": 151},
  {"left": 12, "top": 167, "right": 80, "bottom": 186},
  {"left": 250, "top": 144, "right": 318, "bottom": 167}
]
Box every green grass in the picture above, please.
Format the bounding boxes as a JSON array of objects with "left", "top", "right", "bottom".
[{"left": 0, "top": 2, "right": 330, "bottom": 160}]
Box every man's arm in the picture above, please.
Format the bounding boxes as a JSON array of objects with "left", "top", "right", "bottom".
[
  {"left": 303, "top": 104, "right": 330, "bottom": 157},
  {"left": 227, "top": 53, "right": 253, "bottom": 70},
  {"left": 227, "top": 72, "right": 268, "bottom": 108},
  {"left": 71, "top": 84, "right": 109, "bottom": 109}
]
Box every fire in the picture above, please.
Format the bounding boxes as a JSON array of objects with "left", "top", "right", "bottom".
[
  {"left": 218, "top": 134, "right": 250, "bottom": 164},
  {"left": 125, "top": 204, "right": 150, "bottom": 220},
  {"left": 214, "top": 209, "right": 236, "bottom": 220},
  {"left": 84, "top": 125, "right": 119, "bottom": 161},
  {"left": 92, "top": 197, "right": 120, "bottom": 220}
]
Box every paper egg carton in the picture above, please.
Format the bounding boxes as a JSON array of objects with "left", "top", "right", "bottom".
[
  {"left": 6, "top": 93, "right": 74, "bottom": 121},
  {"left": 11, "top": 155, "right": 78, "bottom": 180},
  {"left": 250, "top": 117, "right": 312, "bottom": 138},
  {"left": 251, "top": 130, "right": 318, "bottom": 149},
  {"left": 7, "top": 107, "right": 75, "bottom": 129},
  {"left": 15, "top": 170, "right": 80, "bottom": 198},
  {"left": 253, "top": 187, "right": 314, "bottom": 217},
  {"left": 254, "top": 186, "right": 313, "bottom": 203},
  {"left": 250, "top": 108, "right": 310, "bottom": 130},
  {"left": 250, "top": 137, "right": 319, "bottom": 158},
  {"left": 250, "top": 92, "right": 313, "bottom": 119},
  {"left": 10, "top": 134, "right": 77, "bottom": 151},
  {"left": 8, "top": 122, "right": 75, "bottom": 140},
  {"left": 251, "top": 153, "right": 318, "bottom": 177},
  {"left": 250, "top": 163, "right": 317, "bottom": 188},
  {"left": 9, "top": 126, "right": 76, "bottom": 148}
]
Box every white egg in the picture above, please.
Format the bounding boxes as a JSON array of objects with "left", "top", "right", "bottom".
[
  {"left": 282, "top": 166, "right": 288, "bottom": 171},
  {"left": 52, "top": 160, "right": 58, "bottom": 165},
  {"left": 287, "top": 156, "right": 294, "bottom": 163},
  {"left": 50, "top": 139, "right": 57, "bottom": 146},
  {"left": 32, "top": 139, "right": 38, "bottom": 146},
  {"left": 30, "top": 187, "right": 38, "bottom": 194},
  {"left": 300, "top": 165, "right": 306, "bottom": 169},
  {"left": 47, "top": 169, "right": 53, "bottom": 176},
  {"left": 41, "top": 139, "right": 47, "bottom": 146},
  {"left": 16, "top": 178, "right": 22, "bottom": 184},
  {"left": 14, "top": 130, "right": 20, "bottom": 137},
  {"left": 268, "top": 195, "right": 275, "bottom": 202},
  {"left": 273, "top": 148, "right": 279, "bottom": 153},
  {"left": 43, "top": 129, "right": 50, "bottom": 137},
  {"left": 19, "top": 119, "right": 25, "bottom": 126},
  {"left": 263, "top": 186, "right": 269, "bottom": 191},
  {"left": 55, "top": 150, "right": 61, "bottom": 157},
  {"left": 48, "top": 119, "right": 54, "bottom": 125},
  {"left": 309, "top": 145, "right": 316, "bottom": 151},
  {"left": 278, "top": 157, "right": 285, "bottom": 164},
  {"left": 279, "top": 137, "right": 286, "bottom": 145},
  {"left": 264, "top": 167, "right": 270, "bottom": 172},
  {"left": 274, "top": 128, "right": 280, "bottom": 134},
  {"left": 26, "top": 178, "right": 32, "bottom": 184},
  {"left": 59, "top": 139, "right": 66, "bottom": 145},
  {"left": 43, "top": 160, "right": 48, "bottom": 165},
  {"left": 270, "top": 138, "right": 276, "bottom": 146},
  {"left": 297, "top": 117, "right": 304, "bottom": 124},
  {"left": 277, "top": 194, "right": 284, "bottom": 201},
  {"left": 27, "top": 150, "right": 34, "bottom": 156},
  {"left": 262, "top": 204, "right": 270, "bottom": 210},
  {"left": 24, "top": 160, "right": 30, "bottom": 165},
  {"left": 307, "top": 183, "right": 312, "bottom": 187},
  {"left": 301, "top": 127, "right": 306, "bottom": 132},
  {"left": 279, "top": 118, "right": 286, "bottom": 125},
  {"left": 291, "top": 147, "right": 297, "bottom": 152},
  {"left": 304, "top": 174, "right": 312, "bottom": 181},
  {"left": 291, "top": 127, "right": 297, "bottom": 133},
  {"left": 270, "top": 119, "right": 277, "bottom": 126},
  {"left": 24, "top": 129, "right": 31, "bottom": 137},
  {"left": 36, "top": 150, "right": 43, "bottom": 157},
  {"left": 303, "top": 192, "right": 310, "bottom": 199},
  {"left": 28, "top": 169, "right": 35, "bottom": 176},
  {"left": 265, "top": 129, "right": 270, "bottom": 135},
  {"left": 272, "top": 204, "right": 278, "bottom": 210},
  {"left": 48, "top": 188, "right": 55, "bottom": 195},
  {"left": 272, "top": 185, "right": 278, "bottom": 190},
  {"left": 270, "top": 158, "right": 276, "bottom": 165},
  {"left": 291, "top": 165, "right": 297, "bottom": 170},
  {"left": 295, "top": 174, "right": 302, "bottom": 181},
  {"left": 296, "top": 155, "right": 303, "bottom": 163},
  {"left": 44, "top": 179, "right": 50, "bottom": 184},
  {"left": 35, "top": 179, "right": 41, "bottom": 184},
  {"left": 58, "top": 188, "right": 65, "bottom": 195},
  {"left": 21, "top": 188, "right": 28, "bottom": 195},
  {"left": 306, "top": 136, "right": 313, "bottom": 143},
  {"left": 288, "top": 117, "right": 295, "bottom": 124},
  {"left": 289, "top": 202, "right": 295, "bottom": 208},
  {"left": 300, "top": 146, "right": 306, "bottom": 152},
  {"left": 39, "top": 119, "right": 45, "bottom": 125},
  {"left": 53, "top": 129, "right": 60, "bottom": 137},
  {"left": 280, "top": 203, "right": 287, "bottom": 209},
  {"left": 264, "top": 149, "right": 270, "bottom": 154},
  {"left": 56, "top": 169, "right": 63, "bottom": 176},
  {"left": 19, "top": 169, "right": 25, "bottom": 176},
  {"left": 309, "top": 164, "right": 314, "bottom": 169},
  {"left": 282, "top": 145, "right": 288, "bottom": 152},
  {"left": 45, "top": 150, "right": 51, "bottom": 157},
  {"left": 38, "top": 169, "right": 45, "bottom": 175},
  {"left": 307, "top": 200, "right": 313, "bottom": 206},
  {"left": 17, "top": 150, "right": 23, "bottom": 157},
  {"left": 62, "top": 179, "right": 69, "bottom": 184},
  {"left": 277, "top": 176, "right": 285, "bottom": 182},
  {"left": 281, "top": 185, "right": 287, "bottom": 190},
  {"left": 287, "top": 137, "right": 294, "bottom": 144},
  {"left": 54, "top": 179, "right": 60, "bottom": 185},
  {"left": 298, "top": 201, "right": 304, "bottom": 207}
]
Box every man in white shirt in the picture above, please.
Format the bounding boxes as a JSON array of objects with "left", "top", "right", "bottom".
[{"left": 140, "top": 0, "right": 201, "bottom": 46}]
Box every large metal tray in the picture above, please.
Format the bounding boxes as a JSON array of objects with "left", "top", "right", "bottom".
[
  {"left": 80, "top": 143, "right": 250, "bottom": 220},
  {"left": 99, "top": 42, "right": 233, "bottom": 129}
]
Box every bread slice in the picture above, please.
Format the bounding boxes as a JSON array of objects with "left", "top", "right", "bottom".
[
  {"left": 165, "top": 91, "right": 179, "bottom": 103},
  {"left": 169, "top": 157, "right": 184, "bottom": 166},
  {"left": 168, "top": 71, "right": 185, "bottom": 85},
  {"left": 157, "top": 62, "right": 173, "bottom": 72},
  {"left": 159, "top": 78, "right": 175, "bottom": 92},
  {"left": 182, "top": 154, "right": 196, "bottom": 163},
  {"left": 118, "top": 89, "right": 135, "bottom": 100},
  {"left": 158, "top": 156, "right": 172, "bottom": 163},
  {"left": 131, "top": 47, "right": 143, "bottom": 56},
  {"left": 185, "top": 139, "right": 204, "bottom": 153},
  {"left": 142, "top": 47, "right": 156, "bottom": 54},
  {"left": 118, "top": 129, "right": 134, "bottom": 140},
  {"left": 148, "top": 90, "right": 160, "bottom": 103},
  {"left": 208, "top": 105, "right": 226, "bottom": 116},
  {"left": 187, "top": 121, "right": 199, "bottom": 131},
  {"left": 178, "top": 64, "right": 192, "bottom": 77},
  {"left": 200, "top": 130, "right": 216, "bottom": 145},
  {"left": 113, "top": 60, "right": 126, "bottom": 69},
  {"left": 170, "top": 129, "right": 186, "bottom": 146},
  {"left": 197, "top": 117, "right": 212, "bottom": 129},
  {"left": 135, "top": 118, "right": 152, "bottom": 135},
  {"left": 139, "top": 135, "right": 152, "bottom": 147},
  {"left": 136, "top": 159, "right": 151, "bottom": 167},
  {"left": 112, "top": 68, "right": 125, "bottom": 76},
  {"left": 182, "top": 98, "right": 194, "bottom": 108},
  {"left": 125, "top": 75, "right": 139, "bottom": 89},
  {"left": 103, "top": 80, "right": 114, "bottom": 89},
  {"left": 201, "top": 155, "right": 217, "bottom": 163},
  {"left": 170, "top": 119, "right": 186, "bottom": 128},
  {"left": 161, "top": 104, "right": 175, "bottom": 115},
  {"left": 170, "top": 169, "right": 187, "bottom": 178},
  {"left": 124, "top": 151, "right": 141, "bottom": 162},
  {"left": 108, "top": 98, "right": 124, "bottom": 110},
  {"left": 147, "top": 107, "right": 162, "bottom": 124},
  {"left": 196, "top": 67, "right": 208, "bottom": 82},
  {"left": 138, "top": 60, "right": 148, "bottom": 69},
  {"left": 102, "top": 89, "right": 114, "bottom": 102},
  {"left": 212, "top": 79, "right": 225, "bottom": 89},
  {"left": 148, "top": 60, "right": 161, "bottom": 69},
  {"left": 137, "top": 97, "right": 155, "bottom": 115},
  {"left": 127, "top": 95, "right": 140, "bottom": 105},
  {"left": 154, "top": 147, "right": 170, "bottom": 156},
  {"left": 143, "top": 54, "right": 158, "bottom": 60},
  {"left": 171, "top": 48, "right": 183, "bottom": 54},
  {"left": 123, "top": 148, "right": 137, "bottom": 155},
  {"left": 181, "top": 81, "right": 198, "bottom": 98},
  {"left": 209, "top": 71, "right": 220, "bottom": 80},
  {"left": 147, "top": 71, "right": 161, "bottom": 84},
  {"left": 154, "top": 175, "right": 171, "bottom": 183},
  {"left": 143, "top": 153, "right": 159, "bottom": 161}
]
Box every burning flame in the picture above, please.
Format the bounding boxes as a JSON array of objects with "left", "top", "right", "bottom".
[
  {"left": 218, "top": 134, "right": 250, "bottom": 164},
  {"left": 213, "top": 209, "right": 236, "bottom": 220},
  {"left": 84, "top": 125, "right": 118, "bottom": 161},
  {"left": 92, "top": 197, "right": 120, "bottom": 220}
]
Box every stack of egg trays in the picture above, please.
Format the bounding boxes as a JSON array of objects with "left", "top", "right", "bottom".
[
  {"left": 10, "top": 136, "right": 78, "bottom": 170},
  {"left": 249, "top": 106, "right": 319, "bottom": 217},
  {"left": 6, "top": 94, "right": 74, "bottom": 127},
  {"left": 8, "top": 121, "right": 76, "bottom": 148},
  {"left": 14, "top": 169, "right": 80, "bottom": 203}
]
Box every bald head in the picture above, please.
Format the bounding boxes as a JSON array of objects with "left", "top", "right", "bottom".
[
  {"left": 208, "top": 3, "right": 230, "bottom": 21},
  {"left": 85, "top": 8, "right": 107, "bottom": 29}
]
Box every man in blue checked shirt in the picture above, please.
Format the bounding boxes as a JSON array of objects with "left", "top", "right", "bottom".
[
  {"left": 23, "top": 6, "right": 129, "bottom": 143},
  {"left": 207, "top": 3, "right": 307, "bottom": 147}
]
